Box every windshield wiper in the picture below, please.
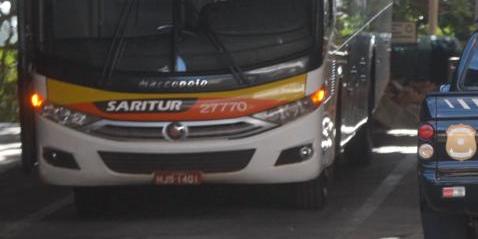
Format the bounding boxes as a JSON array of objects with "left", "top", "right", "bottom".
[
  {"left": 202, "top": 27, "right": 249, "bottom": 86},
  {"left": 99, "top": 0, "right": 138, "bottom": 87},
  {"left": 171, "top": 2, "right": 247, "bottom": 85},
  {"left": 100, "top": 0, "right": 247, "bottom": 86}
]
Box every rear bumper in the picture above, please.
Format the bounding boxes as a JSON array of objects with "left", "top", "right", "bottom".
[
  {"left": 419, "top": 165, "right": 478, "bottom": 216},
  {"left": 37, "top": 110, "right": 330, "bottom": 186}
]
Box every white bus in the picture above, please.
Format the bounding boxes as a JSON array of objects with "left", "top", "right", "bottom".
[{"left": 17, "top": 0, "right": 392, "bottom": 214}]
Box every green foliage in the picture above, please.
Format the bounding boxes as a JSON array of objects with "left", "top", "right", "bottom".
[
  {"left": 337, "top": 14, "right": 367, "bottom": 38},
  {"left": 335, "top": 0, "right": 369, "bottom": 39},
  {"left": 394, "top": 0, "right": 477, "bottom": 41},
  {"left": 0, "top": 48, "right": 17, "bottom": 122},
  {"left": 439, "top": 0, "right": 477, "bottom": 40},
  {"left": 393, "top": 0, "right": 427, "bottom": 22},
  {"left": 0, "top": 0, "right": 17, "bottom": 122}
]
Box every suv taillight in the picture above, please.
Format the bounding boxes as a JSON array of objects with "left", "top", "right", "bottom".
[{"left": 418, "top": 124, "right": 434, "bottom": 141}]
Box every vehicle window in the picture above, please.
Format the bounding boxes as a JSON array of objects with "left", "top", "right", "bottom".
[
  {"left": 461, "top": 35, "right": 478, "bottom": 88},
  {"left": 36, "top": 0, "right": 318, "bottom": 77}
]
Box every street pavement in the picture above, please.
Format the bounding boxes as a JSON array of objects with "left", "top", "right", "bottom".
[{"left": 0, "top": 124, "right": 423, "bottom": 239}]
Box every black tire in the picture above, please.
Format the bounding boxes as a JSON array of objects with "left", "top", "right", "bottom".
[
  {"left": 471, "top": 219, "right": 478, "bottom": 239},
  {"left": 290, "top": 174, "right": 327, "bottom": 210},
  {"left": 334, "top": 77, "right": 344, "bottom": 163},
  {"left": 74, "top": 187, "right": 111, "bottom": 217},
  {"left": 20, "top": 129, "right": 36, "bottom": 173},
  {"left": 345, "top": 120, "right": 373, "bottom": 166},
  {"left": 344, "top": 55, "right": 376, "bottom": 166},
  {"left": 19, "top": 90, "right": 37, "bottom": 174},
  {"left": 421, "top": 201, "right": 469, "bottom": 239}
]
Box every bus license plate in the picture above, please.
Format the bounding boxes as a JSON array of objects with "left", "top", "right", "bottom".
[{"left": 153, "top": 171, "right": 203, "bottom": 185}]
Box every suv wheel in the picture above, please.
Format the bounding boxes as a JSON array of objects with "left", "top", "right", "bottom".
[{"left": 421, "top": 200, "right": 469, "bottom": 239}]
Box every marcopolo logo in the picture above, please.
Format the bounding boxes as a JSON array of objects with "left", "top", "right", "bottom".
[
  {"left": 138, "top": 78, "right": 209, "bottom": 90},
  {"left": 96, "top": 99, "right": 196, "bottom": 113}
]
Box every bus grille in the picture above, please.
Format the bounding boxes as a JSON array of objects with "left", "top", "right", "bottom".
[
  {"left": 85, "top": 118, "right": 275, "bottom": 141},
  {"left": 99, "top": 149, "right": 255, "bottom": 174},
  {"left": 91, "top": 125, "right": 166, "bottom": 139}
]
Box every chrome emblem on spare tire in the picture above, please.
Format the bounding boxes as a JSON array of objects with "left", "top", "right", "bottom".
[{"left": 164, "top": 122, "right": 188, "bottom": 141}]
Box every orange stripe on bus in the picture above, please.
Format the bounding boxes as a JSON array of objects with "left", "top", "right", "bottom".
[
  {"left": 47, "top": 75, "right": 307, "bottom": 105},
  {"left": 69, "top": 98, "right": 285, "bottom": 121},
  {"left": 47, "top": 74, "right": 307, "bottom": 121}
]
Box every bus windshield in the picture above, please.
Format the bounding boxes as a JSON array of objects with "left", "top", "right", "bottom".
[{"left": 34, "top": 0, "right": 319, "bottom": 86}]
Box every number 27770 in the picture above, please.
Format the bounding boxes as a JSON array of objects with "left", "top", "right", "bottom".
[{"left": 199, "top": 101, "right": 248, "bottom": 114}]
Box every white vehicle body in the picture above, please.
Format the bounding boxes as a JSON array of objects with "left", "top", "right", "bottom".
[
  {"left": 18, "top": 0, "right": 392, "bottom": 211},
  {"left": 33, "top": 67, "right": 334, "bottom": 185}
]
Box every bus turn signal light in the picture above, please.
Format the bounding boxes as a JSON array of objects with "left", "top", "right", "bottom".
[
  {"left": 253, "top": 86, "right": 328, "bottom": 125},
  {"left": 31, "top": 93, "right": 44, "bottom": 108},
  {"left": 310, "top": 87, "right": 327, "bottom": 107}
]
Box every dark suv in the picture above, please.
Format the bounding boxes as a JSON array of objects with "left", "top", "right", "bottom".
[{"left": 419, "top": 32, "right": 478, "bottom": 239}]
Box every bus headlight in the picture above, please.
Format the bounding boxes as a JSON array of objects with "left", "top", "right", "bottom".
[
  {"left": 41, "top": 103, "right": 99, "bottom": 128},
  {"left": 253, "top": 86, "right": 328, "bottom": 125}
]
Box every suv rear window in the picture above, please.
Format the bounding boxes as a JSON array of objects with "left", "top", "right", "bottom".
[{"left": 461, "top": 34, "right": 478, "bottom": 88}]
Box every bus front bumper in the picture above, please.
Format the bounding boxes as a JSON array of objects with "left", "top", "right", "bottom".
[{"left": 37, "top": 111, "right": 329, "bottom": 186}]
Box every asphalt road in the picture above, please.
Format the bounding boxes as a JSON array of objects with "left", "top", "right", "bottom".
[{"left": 0, "top": 124, "right": 423, "bottom": 239}]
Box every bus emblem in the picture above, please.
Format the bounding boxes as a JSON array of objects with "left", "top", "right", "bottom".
[{"left": 164, "top": 122, "right": 189, "bottom": 141}]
